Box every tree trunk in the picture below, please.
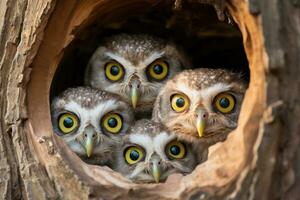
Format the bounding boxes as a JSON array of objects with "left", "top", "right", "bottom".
[{"left": 0, "top": 0, "right": 299, "bottom": 199}]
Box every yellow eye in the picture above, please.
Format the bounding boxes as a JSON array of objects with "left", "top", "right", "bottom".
[
  {"left": 58, "top": 113, "right": 79, "bottom": 134},
  {"left": 102, "top": 113, "right": 123, "bottom": 134},
  {"left": 171, "top": 94, "right": 190, "bottom": 113},
  {"left": 124, "top": 146, "right": 144, "bottom": 165},
  {"left": 166, "top": 141, "right": 186, "bottom": 159},
  {"left": 105, "top": 61, "right": 124, "bottom": 81},
  {"left": 214, "top": 93, "right": 235, "bottom": 113},
  {"left": 147, "top": 59, "right": 169, "bottom": 81}
]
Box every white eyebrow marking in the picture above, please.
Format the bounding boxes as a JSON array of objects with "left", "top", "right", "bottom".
[
  {"left": 142, "top": 52, "right": 165, "bottom": 67},
  {"left": 129, "top": 134, "right": 153, "bottom": 149},
  {"left": 105, "top": 52, "right": 133, "bottom": 68},
  {"left": 153, "top": 132, "right": 175, "bottom": 159},
  {"left": 200, "top": 83, "right": 232, "bottom": 100},
  {"left": 174, "top": 82, "right": 233, "bottom": 112}
]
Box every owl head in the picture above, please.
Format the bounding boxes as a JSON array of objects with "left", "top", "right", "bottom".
[
  {"left": 84, "top": 34, "right": 190, "bottom": 115},
  {"left": 152, "top": 68, "right": 247, "bottom": 144},
  {"left": 113, "top": 119, "right": 207, "bottom": 183},
  {"left": 51, "top": 87, "right": 134, "bottom": 165}
]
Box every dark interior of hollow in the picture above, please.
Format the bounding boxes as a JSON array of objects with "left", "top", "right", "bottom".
[{"left": 50, "top": 3, "right": 249, "bottom": 100}]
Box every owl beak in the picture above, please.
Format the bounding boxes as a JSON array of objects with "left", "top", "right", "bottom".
[
  {"left": 150, "top": 156, "right": 161, "bottom": 183},
  {"left": 152, "top": 164, "right": 161, "bottom": 183},
  {"left": 85, "top": 137, "right": 93, "bottom": 157},
  {"left": 130, "top": 79, "right": 140, "bottom": 109},
  {"left": 131, "top": 86, "right": 139, "bottom": 109},
  {"left": 83, "top": 126, "right": 96, "bottom": 157},
  {"left": 196, "top": 110, "right": 208, "bottom": 138}
]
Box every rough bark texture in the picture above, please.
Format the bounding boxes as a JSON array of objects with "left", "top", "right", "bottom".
[
  {"left": 0, "top": 0, "right": 299, "bottom": 199},
  {"left": 248, "top": 0, "right": 300, "bottom": 199}
]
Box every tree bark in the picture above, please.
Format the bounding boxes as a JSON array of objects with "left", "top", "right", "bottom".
[
  {"left": 249, "top": 0, "right": 300, "bottom": 199},
  {"left": 0, "top": 0, "right": 299, "bottom": 199}
]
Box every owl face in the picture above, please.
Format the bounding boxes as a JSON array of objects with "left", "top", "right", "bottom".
[
  {"left": 152, "top": 68, "right": 247, "bottom": 143},
  {"left": 113, "top": 120, "right": 207, "bottom": 183},
  {"left": 85, "top": 34, "right": 190, "bottom": 113},
  {"left": 51, "top": 87, "right": 134, "bottom": 164}
]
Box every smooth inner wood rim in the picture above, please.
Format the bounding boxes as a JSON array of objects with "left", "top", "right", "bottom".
[{"left": 27, "top": 0, "right": 266, "bottom": 196}]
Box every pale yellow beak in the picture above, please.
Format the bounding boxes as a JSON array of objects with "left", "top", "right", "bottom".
[
  {"left": 196, "top": 110, "right": 208, "bottom": 138},
  {"left": 83, "top": 125, "right": 96, "bottom": 157},
  {"left": 129, "top": 75, "right": 141, "bottom": 109},
  {"left": 196, "top": 118, "right": 206, "bottom": 138},
  {"left": 150, "top": 156, "right": 161, "bottom": 183},
  {"left": 151, "top": 162, "right": 161, "bottom": 183},
  {"left": 85, "top": 136, "right": 93, "bottom": 157},
  {"left": 130, "top": 85, "right": 139, "bottom": 109}
]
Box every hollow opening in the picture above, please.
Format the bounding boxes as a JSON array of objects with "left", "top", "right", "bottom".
[
  {"left": 50, "top": 3, "right": 249, "bottom": 98},
  {"left": 27, "top": 0, "right": 265, "bottom": 197},
  {"left": 49, "top": 1, "right": 249, "bottom": 180}
]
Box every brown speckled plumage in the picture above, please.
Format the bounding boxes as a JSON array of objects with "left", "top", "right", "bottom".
[
  {"left": 112, "top": 119, "right": 208, "bottom": 183},
  {"left": 53, "top": 86, "right": 126, "bottom": 108},
  {"left": 51, "top": 87, "right": 134, "bottom": 166},
  {"left": 85, "top": 34, "right": 191, "bottom": 116},
  {"left": 125, "top": 119, "right": 166, "bottom": 137},
  {"left": 152, "top": 68, "right": 247, "bottom": 145},
  {"left": 104, "top": 34, "right": 166, "bottom": 65},
  {"left": 169, "top": 68, "right": 245, "bottom": 92}
]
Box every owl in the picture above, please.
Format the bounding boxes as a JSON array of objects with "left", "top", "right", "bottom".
[
  {"left": 152, "top": 68, "right": 247, "bottom": 144},
  {"left": 84, "top": 34, "right": 190, "bottom": 117},
  {"left": 51, "top": 87, "right": 134, "bottom": 166},
  {"left": 113, "top": 119, "right": 208, "bottom": 183}
]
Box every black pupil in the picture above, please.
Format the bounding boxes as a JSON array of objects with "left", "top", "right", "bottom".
[
  {"left": 176, "top": 98, "right": 185, "bottom": 108},
  {"left": 108, "top": 118, "right": 118, "bottom": 128},
  {"left": 63, "top": 117, "right": 74, "bottom": 128},
  {"left": 219, "top": 97, "right": 230, "bottom": 108},
  {"left": 110, "top": 65, "right": 120, "bottom": 76},
  {"left": 153, "top": 65, "right": 163, "bottom": 75},
  {"left": 170, "top": 145, "right": 181, "bottom": 156},
  {"left": 130, "top": 150, "right": 140, "bottom": 161}
]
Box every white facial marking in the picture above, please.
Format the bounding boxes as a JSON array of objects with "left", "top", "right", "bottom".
[
  {"left": 175, "top": 82, "right": 232, "bottom": 112},
  {"left": 153, "top": 132, "right": 175, "bottom": 160},
  {"left": 200, "top": 83, "right": 232, "bottom": 100},
  {"left": 105, "top": 52, "right": 133, "bottom": 69},
  {"left": 129, "top": 132, "right": 175, "bottom": 162},
  {"left": 129, "top": 134, "right": 153, "bottom": 154},
  {"left": 142, "top": 52, "right": 164, "bottom": 67},
  {"left": 62, "top": 99, "right": 119, "bottom": 143}
]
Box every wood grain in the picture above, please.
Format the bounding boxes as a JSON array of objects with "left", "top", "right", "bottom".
[{"left": 1, "top": 0, "right": 298, "bottom": 199}]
